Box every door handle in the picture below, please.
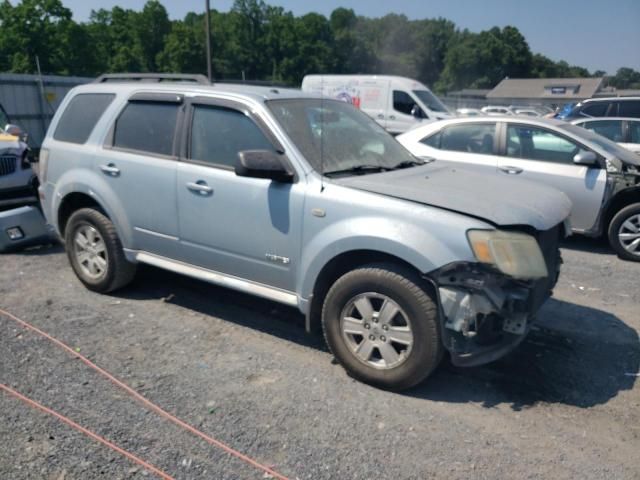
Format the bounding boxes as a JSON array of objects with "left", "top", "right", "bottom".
[
  {"left": 499, "top": 165, "right": 523, "bottom": 175},
  {"left": 186, "top": 181, "right": 213, "bottom": 195},
  {"left": 377, "top": 114, "right": 385, "bottom": 119},
  {"left": 389, "top": 115, "right": 396, "bottom": 120},
  {"left": 100, "top": 163, "right": 120, "bottom": 176}
]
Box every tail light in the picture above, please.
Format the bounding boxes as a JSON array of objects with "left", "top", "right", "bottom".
[{"left": 39, "top": 148, "right": 49, "bottom": 183}]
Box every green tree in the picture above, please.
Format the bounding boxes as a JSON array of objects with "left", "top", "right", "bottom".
[
  {"left": 610, "top": 67, "right": 640, "bottom": 89},
  {"left": 138, "top": 0, "right": 171, "bottom": 71},
  {"left": 157, "top": 21, "right": 204, "bottom": 73}
]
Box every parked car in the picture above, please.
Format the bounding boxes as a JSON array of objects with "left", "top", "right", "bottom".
[
  {"left": 397, "top": 116, "right": 640, "bottom": 261},
  {"left": 39, "top": 74, "right": 571, "bottom": 390},
  {"left": 513, "top": 108, "right": 541, "bottom": 117},
  {"left": 571, "top": 117, "right": 640, "bottom": 155},
  {"left": 557, "top": 97, "right": 640, "bottom": 120},
  {"left": 0, "top": 104, "right": 38, "bottom": 210},
  {"left": 456, "top": 108, "right": 482, "bottom": 117},
  {"left": 481, "top": 105, "right": 514, "bottom": 116},
  {"left": 301, "top": 75, "right": 451, "bottom": 135}
]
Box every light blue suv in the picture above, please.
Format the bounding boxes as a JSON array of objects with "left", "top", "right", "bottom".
[{"left": 39, "top": 74, "right": 571, "bottom": 390}]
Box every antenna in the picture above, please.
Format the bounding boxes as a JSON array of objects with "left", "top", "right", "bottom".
[{"left": 320, "top": 75, "right": 325, "bottom": 192}]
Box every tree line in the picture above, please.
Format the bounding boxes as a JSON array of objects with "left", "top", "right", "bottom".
[{"left": 0, "top": 0, "right": 638, "bottom": 92}]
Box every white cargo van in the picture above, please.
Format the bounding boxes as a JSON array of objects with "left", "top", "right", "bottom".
[{"left": 301, "top": 75, "right": 452, "bottom": 134}]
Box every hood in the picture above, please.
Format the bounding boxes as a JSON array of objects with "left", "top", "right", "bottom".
[
  {"left": 0, "top": 133, "right": 21, "bottom": 150},
  {"left": 335, "top": 163, "right": 572, "bottom": 231}
]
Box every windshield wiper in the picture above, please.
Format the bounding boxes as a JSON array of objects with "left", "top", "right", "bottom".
[
  {"left": 391, "top": 158, "right": 432, "bottom": 169},
  {"left": 324, "top": 164, "right": 389, "bottom": 176}
]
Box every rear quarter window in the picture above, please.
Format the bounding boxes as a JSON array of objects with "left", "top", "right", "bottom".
[{"left": 54, "top": 93, "right": 115, "bottom": 144}]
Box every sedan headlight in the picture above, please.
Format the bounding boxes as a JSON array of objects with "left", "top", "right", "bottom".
[{"left": 467, "top": 229, "right": 548, "bottom": 279}]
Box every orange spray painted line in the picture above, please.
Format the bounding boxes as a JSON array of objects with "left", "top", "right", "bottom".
[
  {"left": 1, "top": 383, "right": 175, "bottom": 480},
  {"left": 0, "top": 308, "right": 290, "bottom": 480}
]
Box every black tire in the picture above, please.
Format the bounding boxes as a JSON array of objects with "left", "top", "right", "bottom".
[
  {"left": 322, "top": 263, "right": 442, "bottom": 391},
  {"left": 608, "top": 203, "right": 640, "bottom": 262},
  {"left": 64, "top": 208, "right": 137, "bottom": 292}
]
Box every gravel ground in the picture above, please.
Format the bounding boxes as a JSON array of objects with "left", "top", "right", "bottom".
[{"left": 1, "top": 236, "right": 638, "bottom": 479}]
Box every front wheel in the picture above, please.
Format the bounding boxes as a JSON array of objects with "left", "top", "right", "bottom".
[
  {"left": 608, "top": 203, "right": 640, "bottom": 262},
  {"left": 321, "top": 264, "right": 442, "bottom": 391}
]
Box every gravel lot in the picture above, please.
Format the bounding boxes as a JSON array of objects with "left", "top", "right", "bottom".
[{"left": 1, "top": 236, "right": 639, "bottom": 479}]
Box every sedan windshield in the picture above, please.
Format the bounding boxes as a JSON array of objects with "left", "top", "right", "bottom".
[
  {"left": 412, "top": 90, "right": 450, "bottom": 113},
  {"left": 267, "top": 98, "right": 419, "bottom": 175}
]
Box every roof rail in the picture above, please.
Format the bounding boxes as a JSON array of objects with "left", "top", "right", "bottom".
[{"left": 94, "top": 73, "right": 210, "bottom": 85}]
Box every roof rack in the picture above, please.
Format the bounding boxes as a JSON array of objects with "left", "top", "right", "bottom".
[{"left": 94, "top": 73, "right": 210, "bottom": 85}]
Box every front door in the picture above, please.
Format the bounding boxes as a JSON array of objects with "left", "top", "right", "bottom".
[
  {"left": 387, "top": 90, "right": 422, "bottom": 134},
  {"left": 175, "top": 98, "right": 304, "bottom": 292},
  {"left": 498, "top": 123, "right": 607, "bottom": 232}
]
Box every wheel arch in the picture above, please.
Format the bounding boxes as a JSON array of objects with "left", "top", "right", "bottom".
[
  {"left": 603, "top": 187, "right": 640, "bottom": 231},
  {"left": 305, "top": 249, "right": 436, "bottom": 333},
  {"left": 57, "top": 192, "right": 108, "bottom": 237}
]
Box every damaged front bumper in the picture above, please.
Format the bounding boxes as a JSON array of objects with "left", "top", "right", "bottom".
[{"left": 428, "top": 246, "right": 561, "bottom": 367}]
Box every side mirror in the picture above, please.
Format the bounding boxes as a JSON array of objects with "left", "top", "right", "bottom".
[
  {"left": 4, "top": 123, "right": 28, "bottom": 143},
  {"left": 411, "top": 104, "right": 426, "bottom": 119},
  {"left": 5, "top": 123, "right": 23, "bottom": 137},
  {"left": 235, "top": 150, "right": 294, "bottom": 183},
  {"left": 573, "top": 150, "right": 598, "bottom": 166}
]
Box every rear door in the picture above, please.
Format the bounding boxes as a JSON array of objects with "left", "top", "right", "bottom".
[
  {"left": 497, "top": 123, "right": 606, "bottom": 232},
  {"left": 96, "top": 93, "right": 181, "bottom": 257}
]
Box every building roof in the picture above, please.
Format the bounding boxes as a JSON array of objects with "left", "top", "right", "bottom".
[
  {"left": 447, "top": 88, "right": 491, "bottom": 98},
  {"left": 487, "top": 77, "right": 604, "bottom": 99}
]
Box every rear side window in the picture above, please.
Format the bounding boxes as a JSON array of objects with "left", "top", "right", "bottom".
[
  {"left": 580, "top": 120, "right": 625, "bottom": 142},
  {"left": 54, "top": 93, "right": 115, "bottom": 144},
  {"left": 580, "top": 103, "right": 608, "bottom": 117},
  {"left": 113, "top": 101, "right": 179, "bottom": 156},
  {"left": 630, "top": 122, "right": 640, "bottom": 143},
  {"left": 189, "top": 105, "right": 274, "bottom": 168},
  {"left": 440, "top": 123, "right": 496, "bottom": 154},
  {"left": 619, "top": 101, "right": 640, "bottom": 118}
]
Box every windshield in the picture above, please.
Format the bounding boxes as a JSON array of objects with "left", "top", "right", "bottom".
[
  {"left": 267, "top": 98, "right": 418, "bottom": 175},
  {"left": 0, "top": 107, "right": 8, "bottom": 130},
  {"left": 412, "top": 90, "right": 450, "bottom": 113},
  {"left": 560, "top": 123, "right": 640, "bottom": 164}
]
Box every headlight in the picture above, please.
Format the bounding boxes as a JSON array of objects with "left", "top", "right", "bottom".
[{"left": 467, "top": 229, "right": 548, "bottom": 279}]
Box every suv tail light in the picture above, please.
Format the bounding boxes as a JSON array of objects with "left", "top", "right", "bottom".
[{"left": 39, "top": 148, "right": 49, "bottom": 183}]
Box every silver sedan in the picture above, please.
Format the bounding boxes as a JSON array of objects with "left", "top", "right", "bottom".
[{"left": 397, "top": 116, "right": 640, "bottom": 261}]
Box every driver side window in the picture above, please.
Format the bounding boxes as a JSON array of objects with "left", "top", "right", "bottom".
[
  {"left": 393, "top": 90, "right": 416, "bottom": 116},
  {"left": 506, "top": 125, "right": 587, "bottom": 164}
]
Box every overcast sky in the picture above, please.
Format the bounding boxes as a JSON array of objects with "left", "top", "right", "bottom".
[{"left": 59, "top": 0, "right": 640, "bottom": 74}]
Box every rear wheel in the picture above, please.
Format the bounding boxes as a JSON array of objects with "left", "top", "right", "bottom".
[
  {"left": 64, "top": 208, "right": 136, "bottom": 292},
  {"left": 322, "top": 264, "right": 442, "bottom": 390},
  {"left": 608, "top": 203, "right": 640, "bottom": 262}
]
